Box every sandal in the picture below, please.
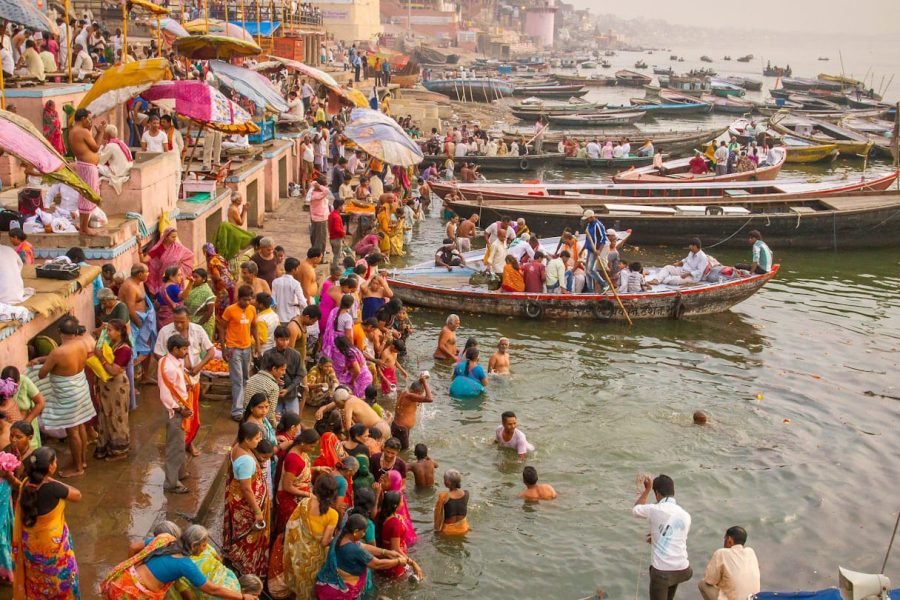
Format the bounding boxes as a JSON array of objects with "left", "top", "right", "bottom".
[{"left": 164, "top": 485, "right": 190, "bottom": 494}]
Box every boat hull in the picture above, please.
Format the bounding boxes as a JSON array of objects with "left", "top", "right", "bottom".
[
  {"left": 445, "top": 195, "right": 900, "bottom": 249},
  {"left": 784, "top": 143, "right": 839, "bottom": 163},
  {"left": 548, "top": 111, "right": 646, "bottom": 126},
  {"left": 422, "top": 79, "right": 514, "bottom": 101},
  {"left": 422, "top": 153, "right": 562, "bottom": 172},
  {"left": 388, "top": 267, "right": 778, "bottom": 320},
  {"left": 557, "top": 155, "right": 660, "bottom": 169},
  {"left": 612, "top": 149, "right": 786, "bottom": 183}
]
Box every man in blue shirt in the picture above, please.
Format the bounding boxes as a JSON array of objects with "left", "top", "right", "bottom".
[
  {"left": 581, "top": 209, "right": 609, "bottom": 291},
  {"left": 736, "top": 229, "right": 773, "bottom": 275}
]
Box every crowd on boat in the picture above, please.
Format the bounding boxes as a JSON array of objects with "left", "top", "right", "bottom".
[{"left": 561, "top": 136, "right": 655, "bottom": 159}]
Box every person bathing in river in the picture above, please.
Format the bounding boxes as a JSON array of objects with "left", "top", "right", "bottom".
[
  {"left": 433, "top": 314, "right": 460, "bottom": 361},
  {"left": 495, "top": 411, "right": 534, "bottom": 460},
  {"left": 518, "top": 466, "right": 557, "bottom": 501},
  {"left": 409, "top": 443, "right": 437, "bottom": 488},
  {"left": 488, "top": 338, "right": 511, "bottom": 374}
]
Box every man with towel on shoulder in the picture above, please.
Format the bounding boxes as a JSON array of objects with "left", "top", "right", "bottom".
[{"left": 68, "top": 108, "right": 105, "bottom": 235}]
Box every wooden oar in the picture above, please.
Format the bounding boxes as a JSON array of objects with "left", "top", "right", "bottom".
[{"left": 584, "top": 226, "right": 632, "bottom": 326}]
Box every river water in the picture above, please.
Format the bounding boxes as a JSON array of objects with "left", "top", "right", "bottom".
[{"left": 372, "top": 180, "right": 900, "bottom": 598}]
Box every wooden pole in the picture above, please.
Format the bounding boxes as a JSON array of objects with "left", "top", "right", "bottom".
[
  {"left": 240, "top": 0, "right": 246, "bottom": 36},
  {"left": 270, "top": 0, "right": 275, "bottom": 47},
  {"left": 225, "top": 0, "right": 229, "bottom": 27},
  {"left": 0, "top": 67, "right": 5, "bottom": 110},
  {"left": 181, "top": 0, "right": 185, "bottom": 24},
  {"left": 156, "top": 17, "right": 162, "bottom": 57},
  {"left": 65, "top": 0, "right": 72, "bottom": 82},
  {"left": 122, "top": 3, "right": 128, "bottom": 64},
  {"left": 256, "top": 0, "right": 262, "bottom": 46},
  {"left": 584, "top": 226, "right": 632, "bottom": 326},
  {"left": 204, "top": 0, "right": 209, "bottom": 33}
]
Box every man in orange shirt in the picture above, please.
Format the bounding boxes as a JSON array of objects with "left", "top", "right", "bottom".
[{"left": 218, "top": 285, "right": 259, "bottom": 421}]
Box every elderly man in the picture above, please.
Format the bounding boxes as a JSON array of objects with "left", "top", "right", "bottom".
[
  {"left": 699, "top": 526, "right": 760, "bottom": 600},
  {"left": 15, "top": 39, "right": 44, "bottom": 81},
  {"left": 485, "top": 227, "right": 508, "bottom": 275},
  {"left": 98, "top": 124, "right": 133, "bottom": 194},
  {"left": 240, "top": 260, "right": 271, "bottom": 296},
  {"left": 251, "top": 237, "right": 280, "bottom": 287},
  {"left": 647, "top": 238, "right": 710, "bottom": 286},
  {"left": 72, "top": 42, "right": 93, "bottom": 79},
  {"left": 434, "top": 314, "right": 460, "bottom": 360}
]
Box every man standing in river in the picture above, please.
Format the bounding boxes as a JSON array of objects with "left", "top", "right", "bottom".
[
  {"left": 68, "top": 108, "right": 105, "bottom": 235},
  {"left": 434, "top": 314, "right": 460, "bottom": 360},
  {"left": 392, "top": 373, "right": 433, "bottom": 450},
  {"left": 633, "top": 474, "right": 693, "bottom": 600}
]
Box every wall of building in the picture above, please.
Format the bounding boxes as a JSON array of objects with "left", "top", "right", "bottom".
[
  {"left": 524, "top": 8, "right": 555, "bottom": 48},
  {"left": 307, "top": 0, "right": 383, "bottom": 42}
]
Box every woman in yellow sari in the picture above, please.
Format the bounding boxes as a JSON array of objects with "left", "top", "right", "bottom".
[
  {"left": 388, "top": 207, "right": 406, "bottom": 257},
  {"left": 376, "top": 203, "right": 392, "bottom": 255},
  {"left": 282, "top": 474, "right": 340, "bottom": 599},
  {"left": 12, "top": 447, "right": 81, "bottom": 600}
]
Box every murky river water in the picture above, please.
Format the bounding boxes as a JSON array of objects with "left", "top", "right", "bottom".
[{"left": 207, "top": 137, "right": 900, "bottom": 597}]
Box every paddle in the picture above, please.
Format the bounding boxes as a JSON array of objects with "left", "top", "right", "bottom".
[{"left": 584, "top": 222, "right": 633, "bottom": 326}]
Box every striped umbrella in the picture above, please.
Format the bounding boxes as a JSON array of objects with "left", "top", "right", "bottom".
[
  {"left": 208, "top": 60, "right": 288, "bottom": 114},
  {"left": 344, "top": 108, "right": 423, "bottom": 167},
  {"left": 0, "top": 0, "right": 58, "bottom": 35},
  {"left": 141, "top": 80, "right": 259, "bottom": 134}
]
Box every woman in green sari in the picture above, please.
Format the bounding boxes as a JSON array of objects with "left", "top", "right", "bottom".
[{"left": 185, "top": 268, "right": 216, "bottom": 340}]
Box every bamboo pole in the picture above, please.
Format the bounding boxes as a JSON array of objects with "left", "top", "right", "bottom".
[
  {"left": 122, "top": 3, "right": 128, "bottom": 64},
  {"left": 270, "top": 0, "right": 275, "bottom": 46},
  {"left": 65, "top": 0, "right": 72, "bottom": 82},
  {"left": 225, "top": 1, "right": 229, "bottom": 27},
  {"left": 181, "top": 0, "right": 185, "bottom": 24},
  {"left": 256, "top": 0, "right": 262, "bottom": 46},
  {"left": 240, "top": 0, "right": 246, "bottom": 35},
  {"left": 204, "top": 0, "right": 209, "bottom": 33},
  {"left": 156, "top": 17, "right": 162, "bottom": 57}
]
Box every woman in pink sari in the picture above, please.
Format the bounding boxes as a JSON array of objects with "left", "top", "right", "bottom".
[
  {"left": 332, "top": 337, "right": 372, "bottom": 398},
  {"left": 381, "top": 470, "right": 417, "bottom": 547},
  {"left": 143, "top": 227, "right": 194, "bottom": 296},
  {"left": 42, "top": 101, "right": 65, "bottom": 155}
]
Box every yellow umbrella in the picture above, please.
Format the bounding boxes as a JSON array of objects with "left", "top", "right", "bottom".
[
  {"left": 173, "top": 34, "right": 261, "bottom": 60},
  {"left": 77, "top": 58, "right": 172, "bottom": 116},
  {"left": 346, "top": 88, "right": 368, "bottom": 109},
  {"left": 121, "top": 0, "right": 169, "bottom": 62},
  {"left": 182, "top": 19, "right": 255, "bottom": 42}
]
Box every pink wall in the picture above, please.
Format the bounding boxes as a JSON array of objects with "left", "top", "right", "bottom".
[{"left": 524, "top": 9, "right": 555, "bottom": 48}]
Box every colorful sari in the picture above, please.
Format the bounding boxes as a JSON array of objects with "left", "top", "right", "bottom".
[
  {"left": 42, "top": 101, "right": 65, "bottom": 155},
  {"left": 147, "top": 227, "right": 195, "bottom": 296},
  {"left": 389, "top": 215, "right": 405, "bottom": 257},
  {"left": 315, "top": 534, "right": 372, "bottom": 600},
  {"left": 204, "top": 243, "right": 235, "bottom": 320},
  {"left": 0, "top": 479, "right": 12, "bottom": 583},
  {"left": 166, "top": 544, "right": 239, "bottom": 600},
  {"left": 276, "top": 450, "right": 311, "bottom": 534},
  {"left": 376, "top": 208, "right": 392, "bottom": 254},
  {"left": 12, "top": 492, "right": 79, "bottom": 599},
  {"left": 282, "top": 498, "right": 330, "bottom": 599},
  {"left": 185, "top": 282, "right": 216, "bottom": 339},
  {"left": 384, "top": 470, "right": 417, "bottom": 547},
  {"left": 313, "top": 432, "right": 345, "bottom": 471},
  {"left": 501, "top": 263, "right": 525, "bottom": 292},
  {"left": 332, "top": 345, "right": 372, "bottom": 398},
  {"left": 100, "top": 533, "right": 176, "bottom": 599},
  {"left": 223, "top": 454, "right": 271, "bottom": 578}
]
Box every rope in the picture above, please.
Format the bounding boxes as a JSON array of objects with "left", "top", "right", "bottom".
[
  {"left": 634, "top": 554, "right": 643, "bottom": 600},
  {"left": 882, "top": 508, "right": 900, "bottom": 573},
  {"left": 705, "top": 215, "right": 755, "bottom": 249}
]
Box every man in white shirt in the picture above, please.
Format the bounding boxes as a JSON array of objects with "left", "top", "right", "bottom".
[
  {"left": 508, "top": 236, "right": 541, "bottom": 263},
  {"left": 74, "top": 21, "right": 89, "bottom": 53},
  {"left": 483, "top": 216, "right": 512, "bottom": 246},
  {"left": 586, "top": 140, "right": 601, "bottom": 159},
  {"left": 44, "top": 182, "right": 82, "bottom": 223},
  {"left": 271, "top": 257, "right": 307, "bottom": 324},
  {"left": 284, "top": 91, "right": 305, "bottom": 122},
  {"left": 485, "top": 227, "right": 508, "bottom": 275},
  {"left": 633, "top": 474, "right": 693, "bottom": 600},
  {"left": 72, "top": 43, "right": 93, "bottom": 79},
  {"left": 544, "top": 249, "right": 569, "bottom": 293},
  {"left": 620, "top": 138, "right": 632, "bottom": 155},
  {"left": 0, "top": 45, "right": 12, "bottom": 76},
  {"left": 157, "top": 334, "right": 192, "bottom": 493},
  {"left": 300, "top": 79, "right": 315, "bottom": 112},
  {"left": 699, "top": 526, "right": 760, "bottom": 600},
  {"left": 612, "top": 143, "right": 626, "bottom": 158},
  {"left": 533, "top": 118, "right": 546, "bottom": 154},
  {"left": 141, "top": 115, "right": 168, "bottom": 152},
  {"left": 454, "top": 141, "right": 468, "bottom": 158},
  {"left": 648, "top": 237, "right": 710, "bottom": 286},
  {"left": 714, "top": 141, "right": 729, "bottom": 175}
]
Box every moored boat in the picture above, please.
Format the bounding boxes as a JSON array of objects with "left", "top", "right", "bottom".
[
  {"left": 512, "top": 84, "right": 589, "bottom": 98},
  {"left": 497, "top": 126, "right": 728, "bottom": 154},
  {"left": 621, "top": 99, "right": 711, "bottom": 115},
  {"left": 556, "top": 154, "right": 668, "bottom": 169},
  {"left": 612, "top": 148, "right": 786, "bottom": 183},
  {"left": 699, "top": 93, "right": 755, "bottom": 114},
  {"left": 720, "top": 75, "right": 763, "bottom": 91},
  {"left": 553, "top": 73, "right": 618, "bottom": 87},
  {"left": 386, "top": 236, "right": 779, "bottom": 320},
  {"left": 615, "top": 69, "right": 653, "bottom": 87},
  {"left": 421, "top": 153, "right": 563, "bottom": 172},
  {"left": 510, "top": 99, "right": 607, "bottom": 119},
  {"left": 781, "top": 136, "right": 840, "bottom": 163},
  {"left": 769, "top": 112, "right": 874, "bottom": 155},
  {"left": 547, "top": 110, "right": 647, "bottom": 127},
  {"left": 422, "top": 78, "right": 514, "bottom": 101}
]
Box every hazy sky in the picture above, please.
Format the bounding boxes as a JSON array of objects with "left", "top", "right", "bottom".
[{"left": 569, "top": 0, "right": 900, "bottom": 35}]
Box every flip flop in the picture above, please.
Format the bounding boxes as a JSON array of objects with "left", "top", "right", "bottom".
[{"left": 164, "top": 485, "right": 189, "bottom": 494}]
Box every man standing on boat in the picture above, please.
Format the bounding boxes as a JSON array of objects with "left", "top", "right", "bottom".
[
  {"left": 533, "top": 117, "right": 546, "bottom": 155},
  {"left": 714, "top": 141, "right": 729, "bottom": 175},
  {"left": 633, "top": 474, "right": 693, "bottom": 600},
  {"left": 581, "top": 210, "right": 608, "bottom": 292}
]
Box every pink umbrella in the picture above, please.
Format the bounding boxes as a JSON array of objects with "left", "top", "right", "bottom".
[{"left": 141, "top": 80, "right": 259, "bottom": 134}]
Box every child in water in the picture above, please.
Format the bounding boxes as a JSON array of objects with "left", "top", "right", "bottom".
[{"left": 409, "top": 443, "right": 438, "bottom": 488}]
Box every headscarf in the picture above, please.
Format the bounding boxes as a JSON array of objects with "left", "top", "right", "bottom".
[
  {"left": 42, "top": 100, "right": 65, "bottom": 155},
  {"left": 314, "top": 432, "right": 344, "bottom": 470},
  {"left": 385, "top": 469, "right": 404, "bottom": 493},
  {"left": 353, "top": 455, "right": 375, "bottom": 492},
  {"left": 146, "top": 226, "right": 194, "bottom": 294}
]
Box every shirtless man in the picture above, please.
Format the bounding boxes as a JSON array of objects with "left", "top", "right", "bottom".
[
  {"left": 445, "top": 214, "right": 459, "bottom": 242},
  {"left": 324, "top": 387, "right": 391, "bottom": 439},
  {"left": 456, "top": 214, "right": 479, "bottom": 252},
  {"left": 36, "top": 316, "right": 96, "bottom": 477},
  {"left": 119, "top": 263, "right": 156, "bottom": 381},
  {"left": 433, "top": 314, "right": 460, "bottom": 360},
  {"left": 391, "top": 374, "right": 433, "bottom": 450},
  {"left": 518, "top": 466, "right": 557, "bottom": 501},
  {"left": 228, "top": 192, "right": 247, "bottom": 227},
  {"left": 409, "top": 443, "right": 438, "bottom": 488},
  {"left": 240, "top": 261, "right": 271, "bottom": 295},
  {"left": 298, "top": 247, "right": 322, "bottom": 304},
  {"left": 488, "top": 337, "right": 511, "bottom": 374},
  {"left": 68, "top": 108, "right": 105, "bottom": 235}
]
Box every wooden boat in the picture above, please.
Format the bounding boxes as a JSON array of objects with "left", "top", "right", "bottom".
[
  {"left": 440, "top": 188, "right": 900, "bottom": 249},
  {"left": 547, "top": 110, "right": 647, "bottom": 127},
  {"left": 421, "top": 153, "right": 562, "bottom": 172},
  {"left": 615, "top": 69, "right": 653, "bottom": 87},
  {"left": 625, "top": 99, "right": 711, "bottom": 115},
  {"left": 786, "top": 94, "right": 843, "bottom": 111},
  {"left": 700, "top": 55, "right": 713, "bottom": 63},
  {"left": 635, "top": 60, "right": 648, "bottom": 69},
  {"left": 839, "top": 117, "right": 895, "bottom": 156},
  {"left": 720, "top": 76, "right": 763, "bottom": 91},
  {"left": 709, "top": 79, "right": 746, "bottom": 97},
  {"left": 699, "top": 93, "right": 755, "bottom": 114},
  {"left": 553, "top": 73, "right": 617, "bottom": 87},
  {"left": 498, "top": 126, "right": 729, "bottom": 154},
  {"left": 769, "top": 112, "right": 874, "bottom": 155},
  {"left": 430, "top": 171, "right": 898, "bottom": 203},
  {"left": 580, "top": 61, "right": 598, "bottom": 69},
  {"left": 736, "top": 54, "right": 754, "bottom": 63},
  {"left": 781, "top": 136, "right": 840, "bottom": 163},
  {"left": 656, "top": 76, "right": 711, "bottom": 96},
  {"left": 556, "top": 154, "right": 668, "bottom": 169},
  {"left": 510, "top": 100, "right": 607, "bottom": 119},
  {"left": 763, "top": 63, "right": 791, "bottom": 77},
  {"left": 652, "top": 66, "right": 674, "bottom": 75},
  {"left": 612, "top": 148, "right": 786, "bottom": 183},
  {"left": 818, "top": 73, "right": 863, "bottom": 87},
  {"left": 512, "top": 84, "right": 589, "bottom": 99},
  {"left": 385, "top": 236, "right": 779, "bottom": 320},
  {"left": 422, "top": 78, "right": 514, "bottom": 101}
]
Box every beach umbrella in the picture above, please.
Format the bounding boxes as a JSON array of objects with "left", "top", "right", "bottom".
[
  {"left": 0, "top": 0, "right": 59, "bottom": 35},
  {"left": 141, "top": 80, "right": 259, "bottom": 134},
  {"left": 173, "top": 34, "right": 261, "bottom": 60},
  {"left": 152, "top": 17, "right": 189, "bottom": 50},
  {"left": 343, "top": 108, "right": 423, "bottom": 167},
  {"left": 77, "top": 58, "right": 172, "bottom": 116},
  {"left": 268, "top": 56, "right": 362, "bottom": 112},
  {"left": 183, "top": 19, "right": 255, "bottom": 43},
  {"left": 208, "top": 60, "right": 288, "bottom": 114},
  {"left": 0, "top": 109, "right": 101, "bottom": 204}
]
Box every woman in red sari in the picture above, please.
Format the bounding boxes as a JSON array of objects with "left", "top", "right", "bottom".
[
  {"left": 314, "top": 432, "right": 346, "bottom": 474},
  {"left": 223, "top": 422, "right": 270, "bottom": 579},
  {"left": 143, "top": 227, "right": 195, "bottom": 296},
  {"left": 275, "top": 428, "right": 321, "bottom": 534},
  {"left": 375, "top": 491, "right": 423, "bottom": 581},
  {"left": 42, "top": 101, "right": 65, "bottom": 155}
]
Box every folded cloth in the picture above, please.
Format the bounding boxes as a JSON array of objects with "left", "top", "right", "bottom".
[
  {"left": 134, "top": 297, "right": 157, "bottom": 356},
  {"left": 214, "top": 221, "right": 255, "bottom": 260}
]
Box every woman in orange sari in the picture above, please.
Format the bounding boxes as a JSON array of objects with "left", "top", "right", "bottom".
[
  {"left": 223, "top": 422, "right": 271, "bottom": 579},
  {"left": 376, "top": 203, "right": 392, "bottom": 256},
  {"left": 12, "top": 447, "right": 81, "bottom": 600},
  {"left": 314, "top": 431, "right": 347, "bottom": 473},
  {"left": 500, "top": 256, "right": 525, "bottom": 292}
]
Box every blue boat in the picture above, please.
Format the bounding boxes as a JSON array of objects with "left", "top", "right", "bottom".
[{"left": 423, "top": 78, "right": 514, "bottom": 102}]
